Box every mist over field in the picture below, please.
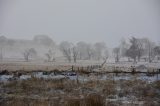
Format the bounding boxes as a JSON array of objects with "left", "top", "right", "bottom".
[
  {"left": 0, "top": 0, "right": 160, "bottom": 62},
  {"left": 0, "top": 0, "right": 160, "bottom": 47},
  {"left": 0, "top": 1, "right": 160, "bottom": 106}
]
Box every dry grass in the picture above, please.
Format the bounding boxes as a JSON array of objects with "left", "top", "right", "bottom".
[
  {"left": 0, "top": 77, "right": 115, "bottom": 106},
  {"left": 1, "top": 94, "right": 105, "bottom": 106},
  {"left": 1, "top": 76, "right": 160, "bottom": 106},
  {"left": 64, "top": 94, "right": 105, "bottom": 106},
  {"left": 84, "top": 94, "right": 105, "bottom": 106},
  {"left": 1, "top": 97, "right": 60, "bottom": 106},
  {"left": 65, "top": 98, "right": 81, "bottom": 106}
]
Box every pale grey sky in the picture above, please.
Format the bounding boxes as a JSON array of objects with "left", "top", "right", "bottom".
[{"left": 0, "top": 0, "right": 160, "bottom": 47}]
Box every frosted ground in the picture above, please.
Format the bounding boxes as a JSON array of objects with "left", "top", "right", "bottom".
[{"left": 0, "top": 58, "right": 160, "bottom": 106}]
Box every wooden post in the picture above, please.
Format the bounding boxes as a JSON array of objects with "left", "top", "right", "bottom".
[
  {"left": 76, "top": 71, "right": 79, "bottom": 84},
  {"left": 156, "top": 69, "right": 159, "bottom": 80},
  {"left": 72, "top": 65, "right": 74, "bottom": 71},
  {"left": 153, "top": 69, "right": 155, "bottom": 76}
]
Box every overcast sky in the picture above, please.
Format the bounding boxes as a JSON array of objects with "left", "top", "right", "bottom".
[{"left": 0, "top": 0, "right": 160, "bottom": 47}]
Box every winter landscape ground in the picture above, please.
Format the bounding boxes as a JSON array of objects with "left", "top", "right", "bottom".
[
  {"left": 0, "top": 35, "right": 160, "bottom": 106},
  {"left": 0, "top": 60, "right": 160, "bottom": 106}
]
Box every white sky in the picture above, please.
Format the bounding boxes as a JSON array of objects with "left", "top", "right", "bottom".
[{"left": 0, "top": 0, "right": 160, "bottom": 47}]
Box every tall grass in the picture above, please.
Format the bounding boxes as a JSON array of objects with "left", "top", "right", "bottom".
[{"left": 1, "top": 77, "right": 160, "bottom": 106}]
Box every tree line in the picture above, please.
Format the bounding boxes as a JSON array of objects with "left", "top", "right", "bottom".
[{"left": 0, "top": 35, "right": 160, "bottom": 63}]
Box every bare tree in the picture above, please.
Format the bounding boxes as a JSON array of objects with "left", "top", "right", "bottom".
[
  {"left": 45, "top": 49, "right": 55, "bottom": 62},
  {"left": 103, "top": 49, "right": 109, "bottom": 60},
  {"left": 101, "top": 49, "right": 109, "bottom": 67},
  {"left": 125, "top": 37, "right": 139, "bottom": 63},
  {"left": 136, "top": 39, "right": 144, "bottom": 62},
  {"left": 120, "top": 38, "right": 129, "bottom": 57},
  {"left": 113, "top": 47, "right": 120, "bottom": 63},
  {"left": 23, "top": 50, "right": 30, "bottom": 62},
  {"left": 76, "top": 42, "right": 94, "bottom": 60},
  {"left": 94, "top": 42, "right": 106, "bottom": 60},
  {"left": 23, "top": 48, "right": 37, "bottom": 62},
  {"left": 59, "top": 41, "right": 72, "bottom": 62},
  {"left": 86, "top": 44, "right": 94, "bottom": 60},
  {"left": 77, "top": 42, "right": 88, "bottom": 60},
  {"left": 72, "top": 46, "right": 79, "bottom": 63},
  {"left": 144, "top": 39, "right": 156, "bottom": 63},
  {"left": 154, "top": 46, "right": 160, "bottom": 61}
]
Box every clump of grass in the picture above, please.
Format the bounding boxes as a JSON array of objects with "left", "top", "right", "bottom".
[
  {"left": 64, "top": 94, "right": 105, "bottom": 106},
  {"left": 2, "top": 97, "right": 60, "bottom": 106},
  {"left": 152, "top": 80, "right": 160, "bottom": 90},
  {"left": 65, "top": 98, "right": 81, "bottom": 106},
  {"left": 84, "top": 94, "right": 105, "bottom": 106},
  {"left": 78, "top": 69, "right": 91, "bottom": 75},
  {"left": 2, "top": 77, "right": 80, "bottom": 96},
  {"left": 102, "top": 80, "right": 116, "bottom": 96}
]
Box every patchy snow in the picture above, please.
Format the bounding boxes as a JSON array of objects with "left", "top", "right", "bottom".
[
  {"left": 0, "top": 71, "right": 160, "bottom": 82},
  {"left": 20, "top": 75, "right": 31, "bottom": 80},
  {"left": 0, "top": 75, "right": 13, "bottom": 82},
  {"left": 32, "top": 72, "right": 66, "bottom": 80}
]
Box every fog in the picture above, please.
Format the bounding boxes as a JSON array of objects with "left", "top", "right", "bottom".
[
  {"left": 0, "top": 0, "right": 160, "bottom": 63},
  {"left": 0, "top": 0, "right": 160, "bottom": 47},
  {"left": 1, "top": 1, "right": 160, "bottom": 105}
]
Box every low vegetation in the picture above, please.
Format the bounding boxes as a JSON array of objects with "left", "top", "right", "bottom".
[{"left": 0, "top": 76, "right": 160, "bottom": 106}]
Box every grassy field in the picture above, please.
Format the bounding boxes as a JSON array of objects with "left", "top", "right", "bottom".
[
  {"left": 0, "top": 61, "right": 160, "bottom": 106},
  {"left": 0, "top": 61, "right": 160, "bottom": 72},
  {"left": 0, "top": 77, "right": 160, "bottom": 106}
]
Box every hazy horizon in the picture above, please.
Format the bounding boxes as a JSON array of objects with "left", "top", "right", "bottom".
[{"left": 0, "top": 0, "right": 160, "bottom": 47}]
